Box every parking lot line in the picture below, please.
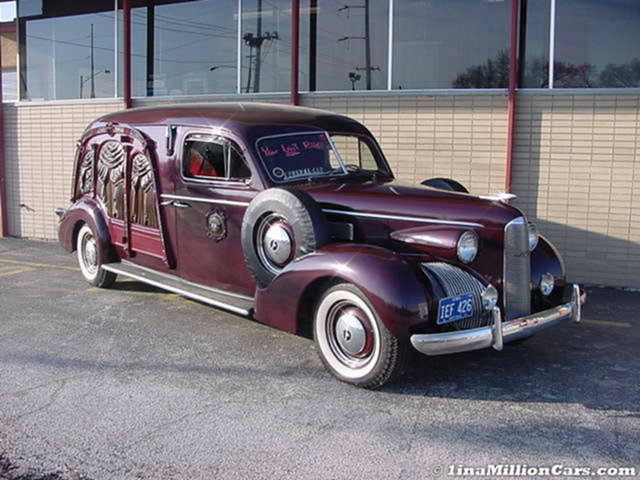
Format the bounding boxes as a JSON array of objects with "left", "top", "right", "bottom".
[
  {"left": 86, "top": 286, "right": 181, "bottom": 302},
  {"left": 0, "top": 258, "right": 79, "bottom": 272},
  {"left": 583, "top": 319, "right": 631, "bottom": 328},
  {"left": 0, "top": 267, "right": 35, "bottom": 278}
]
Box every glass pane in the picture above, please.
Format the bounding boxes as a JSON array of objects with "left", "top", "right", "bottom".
[
  {"left": 241, "top": 0, "right": 290, "bottom": 93},
  {"left": 257, "top": 133, "right": 341, "bottom": 183},
  {"left": 520, "top": 0, "right": 551, "bottom": 88},
  {"left": 331, "top": 134, "right": 379, "bottom": 170},
  {"left": 124, "top": 0, "right": 238, "bottom": 97},
  {"left": 21, "top": 4, "right": 115, "bottom": 101},
  {"left": 392, "top": 0, "right": 510, "bottom": 89},
  {"left": 299, "top": 0, "right": 388, "bottom": 91},
  {"left": 185, "top": 140, "right": 226, "bottom": 179},
  {"left": 555, "top": 0, "right": 640, "bottom": 88}
]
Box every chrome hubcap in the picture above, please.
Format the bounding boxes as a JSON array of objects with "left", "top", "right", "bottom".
[
  {"left": 256, "top": 214, "right": 294, "bottom": 274},
  {"left": 335, "top": 312, "right": 367, "bottom": 356},
  {"left": 81, "top": 233, "right": 98, "bottom": 275},
  {"left": 264, "top": 223, "right": 292, "bottom": 265},
  {"left": 326, "top": 304, "right": 374, "bottom": 367}
]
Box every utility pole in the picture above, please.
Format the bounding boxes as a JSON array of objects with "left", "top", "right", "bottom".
[
  {"left": 309, "top": 0, "right": 318, "bottom": 91},
  {"left": 255, "top": 0, "right": 263, "bottom": 93},
  {"left": 90, "top": 23, "right": 96, "bottom": 98},
  {"left": 243, "top": 14, "right": 278, "bottom": 94},
  {"left": 363, "top": 0, "right": 371, "bottom": 89},
  {"left": 337, "top": 0, "right": 373, "bottom": 90}
]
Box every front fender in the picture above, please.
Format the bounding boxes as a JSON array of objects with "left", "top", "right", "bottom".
[
  {"left": 58, "top": 197, "right": 114, "bottom": 262},
  {"left": 254, "top": 243, "right": 430, "bottom": 338}
]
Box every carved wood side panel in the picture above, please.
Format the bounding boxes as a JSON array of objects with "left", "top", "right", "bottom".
[{"left": 130, "top": 152, "right": 159, "bottom": 228}]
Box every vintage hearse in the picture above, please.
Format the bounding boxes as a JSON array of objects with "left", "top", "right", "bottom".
[{"left": 57, "top": 103, "right": 586, "bottom": 388}]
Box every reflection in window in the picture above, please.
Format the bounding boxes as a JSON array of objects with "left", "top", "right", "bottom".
[
  {"left": 241, "top": 0, "right": 290, "bottom": 93},
  {"left": 20, "top": 2, "right": 115, "bottom": 101},
  {"left": 299, "top": 0, "right": 388, "bottom": 91},
  {"left": 555, "top": 0, "right": 640, "bottom": 88},
  {"left": 392, "top": 0, "right": 510, "bottom": 89},
  {"left": 126, "top": 0, "right": 237, "bottom": 97},
  {"left": 519, "top": 0, "right": 551, "bottom": 88}
]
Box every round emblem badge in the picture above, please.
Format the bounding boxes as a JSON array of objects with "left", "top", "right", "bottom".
[{"left": 206, "top": 210, "right": 227, "bottom": 242}]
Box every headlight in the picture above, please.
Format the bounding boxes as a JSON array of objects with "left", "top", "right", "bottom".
[
  {"left": 457, "top": 231, "right": 478, "bottom": 263},
  {"left": 540, "top": 272, "right": 555, "bottom": 296},
  {"left": 481, "top": 284, "right": 498, "bottom": 310},
  {"left": 528, "top": 222, "right": 539, "bottom": 251}
]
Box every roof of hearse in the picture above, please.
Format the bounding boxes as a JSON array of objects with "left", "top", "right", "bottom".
[{"left": 96, "top": 102, "right": 368, "bottom": 135}]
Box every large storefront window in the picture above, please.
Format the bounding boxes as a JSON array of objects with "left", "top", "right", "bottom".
[
  {"left": 519, "top": 0, "right": 551, "bottom": 88},
  {"left": 126, "top": 0, "right": 237, "bottom": 97},
  {"left": 555, "top": 0, "right": 640, "bottom": 88},
  {"left": 392, "top": 0, "right": 510, "bottom": 89},
  {"left": 241, "top": 0, "right": 290, "bottom": 93},
  {"left": 299, "top": 0, "right": 388, "bottom": 91},
  {"left": 19, "top": 1, "right": 116, "bottom": 101}
]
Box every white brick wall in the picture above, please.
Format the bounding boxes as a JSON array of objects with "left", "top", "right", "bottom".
[{"left": 3, "top": 92, "right": 639, "bottom": 288}]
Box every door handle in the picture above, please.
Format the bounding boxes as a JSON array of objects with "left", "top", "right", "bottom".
[{"left": 161, "top": 200, "right": 191, "bottom": 208}]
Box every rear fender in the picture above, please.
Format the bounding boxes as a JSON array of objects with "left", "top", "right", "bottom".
[
  {"left": 58, "top": 197, "right": 115, "bottom": 262},
  {"left": 254, "top": 243, "right": 430, "bottom": 338}
]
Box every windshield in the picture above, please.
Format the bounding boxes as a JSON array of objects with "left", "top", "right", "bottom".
[{"left": 256, "top": 132, "right": 385, "bottom": 183}]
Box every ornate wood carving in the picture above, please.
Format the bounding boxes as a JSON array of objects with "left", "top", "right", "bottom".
[
  {"left": 130, "top": 152, "right": 159, "bottom": 228},
  {"left": 78, "top": 150, "right": 94, "bottom": 195},
  {"left": 96, "top": 140, "right": 126, "bottom": 220}
]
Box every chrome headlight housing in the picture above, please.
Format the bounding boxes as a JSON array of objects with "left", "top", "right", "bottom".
[
  {"left": 481, "top": 284, "right": 498, "bottom": 310},
  {"left": 528, "top": 222, "right": 539, "bottom": 251},
  {"left": 539, "top": 272, "right": 555, "bottom": 296},
  {"left": 457, "top": 231, "right": 478, "bottom": 264}
]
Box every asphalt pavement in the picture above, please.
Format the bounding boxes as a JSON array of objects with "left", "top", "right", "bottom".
[{"left": 0, "top": 238, "right": 638, "bottom": 480}]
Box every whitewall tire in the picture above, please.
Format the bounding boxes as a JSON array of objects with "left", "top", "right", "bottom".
[{"left": 313, "top": 283, "right": 409, "bottom": 389}]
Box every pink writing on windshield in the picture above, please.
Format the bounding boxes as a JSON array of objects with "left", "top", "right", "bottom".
[
  {"left": 281, "top": 143, "right": 301, "bottom": 157},
  {"left": 260, "top": 145, "right": 279, "bottom": 157},
  {"left": 302, "top": 140, "right": 326, "bottom": 150}
]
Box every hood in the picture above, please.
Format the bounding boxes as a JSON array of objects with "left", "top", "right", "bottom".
[{"left": 298, "top": 179, "right": 522, "bottom": 231}]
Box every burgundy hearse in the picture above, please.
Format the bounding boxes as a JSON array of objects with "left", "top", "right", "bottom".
[{"left": 57, "top": 103, "right": 586, "bottom": 388}]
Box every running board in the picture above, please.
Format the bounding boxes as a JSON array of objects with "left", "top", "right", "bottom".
[{"left": 102, "top": 261, "right": 254, "bottom": 316}]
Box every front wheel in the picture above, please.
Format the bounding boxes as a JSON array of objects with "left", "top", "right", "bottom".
[
  {"left": 76, "top": 224, "right": 116, "bottom": 288},
  {"left": 313, "top": 283, "right": 410, "bottom": 389}
]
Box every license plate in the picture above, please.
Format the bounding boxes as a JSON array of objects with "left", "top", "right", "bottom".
[{"left": 437, "top": 293, "right": 474, "bottom": 325}]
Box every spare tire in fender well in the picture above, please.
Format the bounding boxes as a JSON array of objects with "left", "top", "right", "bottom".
[
  {"left": 421, "top": 177, "right": 469, "bottom": 193},
  {"left": 241, "top": 188, "right": 330, "bottom": 289}
]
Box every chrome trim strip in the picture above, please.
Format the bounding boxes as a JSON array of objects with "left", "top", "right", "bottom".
[
  {"left": 321, "top": 209, "right": 484, "bottom": 228},
  {"left": 160, "top": 194, "right": 250, "bottom": 207},
  {"left": 410, "top": 286, "right": 586, "bottom": 356},
  {"left": 503, "top": 216, "right": 531, "bottom": 320},
  {"left": 102, "top": 264, "right": 251, "bottom": 316}
]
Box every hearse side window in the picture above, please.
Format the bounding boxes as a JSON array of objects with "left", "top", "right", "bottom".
[{"left": 183, "top": 137, "right": 251, "bottom": 181}]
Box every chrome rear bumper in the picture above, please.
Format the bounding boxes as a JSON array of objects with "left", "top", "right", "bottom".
[{"left": 411, "top": 284, "right": 586, "bottom": 356}]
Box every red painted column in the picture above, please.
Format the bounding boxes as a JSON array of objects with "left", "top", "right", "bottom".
[
  {"left": 123, "top": 0, "right": 132, "bottom": 109},
  {"left": 0, "top": 26, "right": 7, "bottom": 237},
  {"left": 290, "top": 0, "right": 300, "bottom": 105},
  {"left": 505, "top": 0, "right": 519, "bottom": 194}
]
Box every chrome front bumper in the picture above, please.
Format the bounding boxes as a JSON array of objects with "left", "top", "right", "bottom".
[{"left": 411, "top": 284, "right": 586, "bottom": 356}]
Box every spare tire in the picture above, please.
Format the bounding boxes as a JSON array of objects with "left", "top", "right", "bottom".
[
  {"left": 421, "top": 177, "right": 469, "bottom": 193},
  {"left": 241, "top": 188, "right": 330, "bottom": 289}
]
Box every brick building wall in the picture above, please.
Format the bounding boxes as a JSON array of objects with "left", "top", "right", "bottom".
[{"left": 2, "top": 92, "right": 639, "bottom": 288}]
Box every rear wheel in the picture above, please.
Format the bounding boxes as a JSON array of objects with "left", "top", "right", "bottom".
[
  {"left": 313, "top": 283, "right": 410, "bottom": 389},
  {"left": 76, "top": 224, "right": 116, "bottom": 288}
]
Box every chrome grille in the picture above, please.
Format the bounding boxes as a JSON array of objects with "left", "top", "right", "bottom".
[
  {"left": 421, "top": 262, "right": 490, "bottom": 330},
  {"left": 503, "top": 217, "right": 531, "bottom": 320}
]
